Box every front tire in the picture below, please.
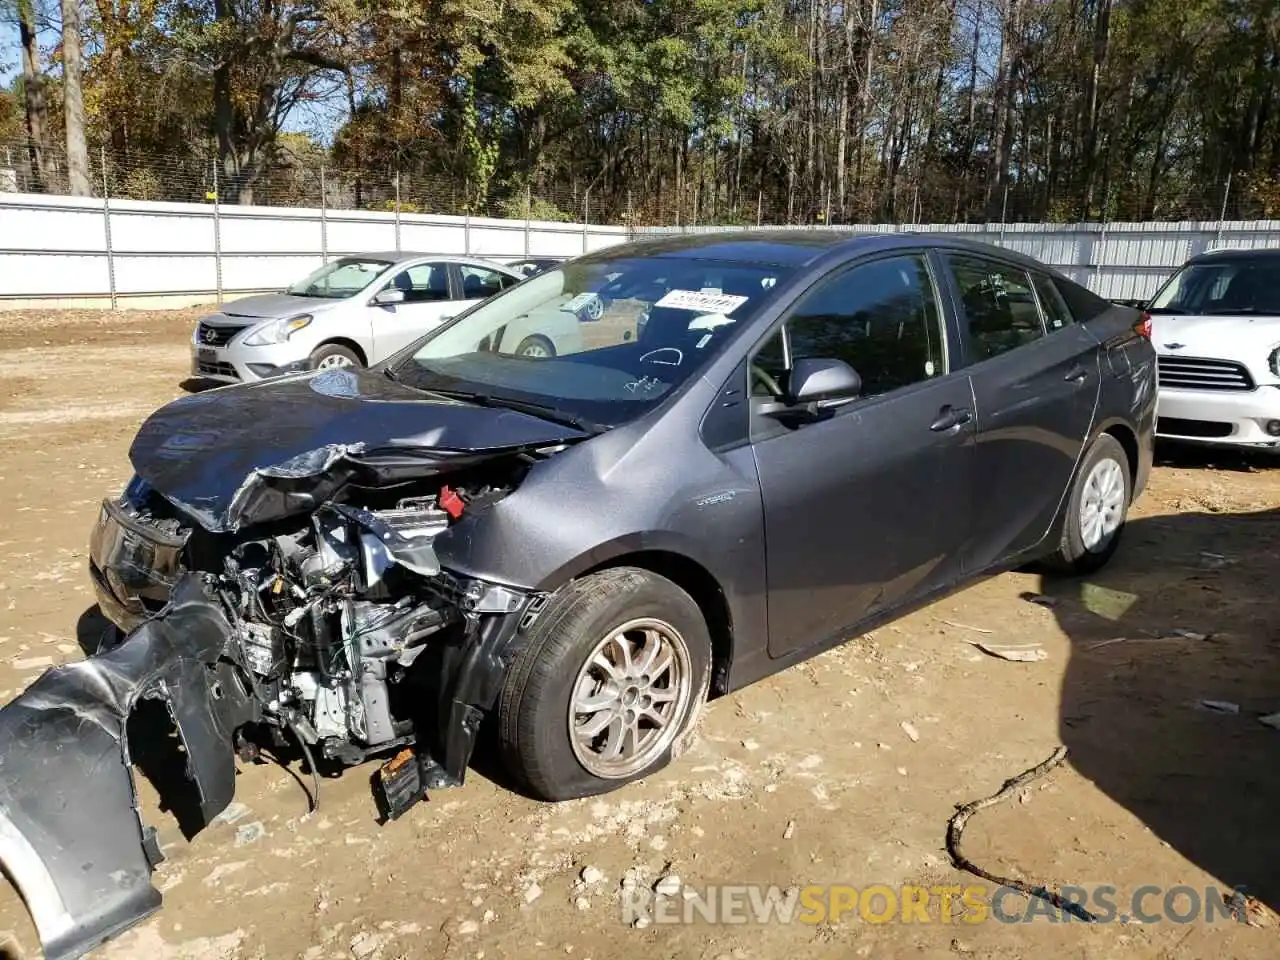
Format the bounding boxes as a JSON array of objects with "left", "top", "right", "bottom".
[
  {"left": 309, "top": 343, "right": 361, "bottom": 371},
  {"left": 1046, "top": 433, "right": 1131, "bottom": 575},
  {"left": 498, "top": 567, "right": 711, "bottom": 801},
  {"left": 514, "top": 334, "right": 556, "bottom": 358}
]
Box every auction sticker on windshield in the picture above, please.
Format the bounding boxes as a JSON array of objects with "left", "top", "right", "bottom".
[{"left": 655, "top": 289, "right": 751, "bottom": 314}]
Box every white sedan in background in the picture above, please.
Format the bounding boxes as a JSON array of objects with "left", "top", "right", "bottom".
[
  {"left": 1147, "top": 247, "right": 1280, "bottom": 449},
  {"left": 191, "top": 253, "right": 526, "bottom": 383}
]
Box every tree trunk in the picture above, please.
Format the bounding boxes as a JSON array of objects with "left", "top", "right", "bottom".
[
  {"left": 1081, "top": 0, "right": 1113, "bottom": 214},
  {"left": 853, "top": 0, "right": 879, "bottom": 208},
  {"left": 18, "top": 0, "right": 57, "bottom": 190},
  {"left": 62, "top": 0, "right": 92, "bottom": 196}
]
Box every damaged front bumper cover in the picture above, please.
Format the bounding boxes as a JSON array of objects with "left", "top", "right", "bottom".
[{"left": 0, "top": 575, "right": 246, "bottom": 960}]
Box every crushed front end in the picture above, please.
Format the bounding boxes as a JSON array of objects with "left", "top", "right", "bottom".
[{"left": 1, "top": 466, "right": 543, "bottom": 960}]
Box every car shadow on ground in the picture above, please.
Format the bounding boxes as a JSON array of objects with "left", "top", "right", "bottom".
[
  {"left": 1038, "top": 501, "right": 1280, "bottom": 910},
  {"left": 179, "top": 377, "right": 222, "bottom": 394}
]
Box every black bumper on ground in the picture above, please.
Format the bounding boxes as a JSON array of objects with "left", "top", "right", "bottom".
[{"left": 0, "top": 575, "right": 250, "bottom": 960}]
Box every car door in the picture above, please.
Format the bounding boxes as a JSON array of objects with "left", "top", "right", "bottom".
[
  {"left": 367, "top": 261, "right": 456, "bottom": 360},
  {"left": 453, "top": 264, "right": 519, "bottom": 314},
  {"left": 939, "top": 252, "right": 1102, "bottom": 571},
  {"left": 749, "top": 252, "right": 977, "bottom": 659}
]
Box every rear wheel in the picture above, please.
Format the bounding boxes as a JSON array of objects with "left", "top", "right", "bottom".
[
  {"left": 1046, "top": 433, "right": 1131, "bottom": 574},
  {"left": 309, "top": 343, "right": 361, "bottom": 371},
  {"left": 498, "top": 567, "right": 711, "bottom": 801}
]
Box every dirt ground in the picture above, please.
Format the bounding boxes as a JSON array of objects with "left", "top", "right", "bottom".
[{"left": 1, "top": 308, "right": 1279, "bottom": 960}]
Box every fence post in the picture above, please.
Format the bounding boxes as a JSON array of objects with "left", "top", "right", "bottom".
[
  {"left": 627, "top": 189, "right": 634, "bottom": 242},
  {"left": 212, "top": 159, "right": 223, "bottom": 305},
  {"left": 523, "top": 185, "right": 532, "bottom": 257},
  {"left": 757, "top": 190, "right": 762, "bottom": 227},
  {"left": 998, "top": 184, "right": 1009, "bottom": 248},
  {"left": 393, "top": 169, "right": 401, "bottom": 253},
  {"left": 101, "top": 148, "right": 117, "bottom": 310},
  {"left": 582, "top": 189, "right": 590, "bottom": 254},
  {"left": 464, "top": 179, "right": 472, "bottom": 255},
  {"left": 1214, "top": 172, "right": 1232, "bottom": 249},
  {"left": 319, "top": 164, "right": 329, "bottom": 264}
]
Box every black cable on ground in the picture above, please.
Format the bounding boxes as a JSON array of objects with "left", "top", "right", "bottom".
[{"left": 945, "top": 745, "right": 1098, "bottom": 923}]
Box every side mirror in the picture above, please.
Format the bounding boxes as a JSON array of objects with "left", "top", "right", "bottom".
[
  {"left": 788, "top": 357, "right": 862, "bottom": 404},
  {"left": 373, "top": 288, "right": 405, "bottom": 305}
]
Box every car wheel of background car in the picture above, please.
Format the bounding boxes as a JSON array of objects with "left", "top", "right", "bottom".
[
  {"left": 1046, "top": 432, "right": 1131, "bottom": 575},
  {"left": 515, "top": 334, "right": 556, "bottom": 358},
  {"left": 497, "top": 566, "right": 712, "bottom": 801},
  {"left": 309, "top": 343, "right": 361, "bottom": 371}
]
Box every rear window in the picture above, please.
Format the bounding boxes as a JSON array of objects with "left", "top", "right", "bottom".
[
  {"left": 1148, "top": 258, "right": 1280, "bottom": 315},
  {"left": 1052, "top": 276, "right": 1111, "bottom": 323}
]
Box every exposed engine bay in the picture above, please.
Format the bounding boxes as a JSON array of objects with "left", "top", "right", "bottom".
[
  {"left": 111, "top": 464, "right": 541, "bottom": 792},
  {"left": 220, "top": 489, "right": 535, "bottom": 775}
]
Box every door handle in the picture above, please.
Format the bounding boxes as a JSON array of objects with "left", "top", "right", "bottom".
[
  {"left": 930, "top": 405, "right": 972, "bottom": 432},
  {"left": 1064, "top": 365, "right": 1088, "bottom": 384}
]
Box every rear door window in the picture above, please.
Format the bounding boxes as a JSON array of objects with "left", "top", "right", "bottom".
[
  {"left": 946, "top": 256, "right": 1045, "bottom": 362},
  {"left": 1032, "top": 274, "right": 1076, "bottom": 331}
]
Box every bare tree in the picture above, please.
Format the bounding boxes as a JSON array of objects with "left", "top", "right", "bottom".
[
  {"left": 17, "top": 0, "right": 56, "bottom": 189},
  {"left": 61, "top": 0, "right": 90, "bottom": 195}
]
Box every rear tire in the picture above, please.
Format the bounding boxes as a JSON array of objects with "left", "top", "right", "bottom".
[
  {"left": 309, "top": 343, "right": 361, "bottom": 371},
  {"left": 1046, "top": 433, "right": 1131, "bottom": 575},
  {"left": 498, "top": 567, "right": 711, "bottom": 801}
]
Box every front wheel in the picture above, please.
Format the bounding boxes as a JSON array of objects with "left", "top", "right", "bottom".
[
  {"left": 497, "top": 567, "right": 711, "bottom": 801},
  {"left": 309, "top": 343, "right": 361, "bottom": 371},
  {"left": 1046, "top": 433, "right": 1131, "bottom": 575},
  {"left": 514, "top": 334, "right": 556, "bottom": 358}
]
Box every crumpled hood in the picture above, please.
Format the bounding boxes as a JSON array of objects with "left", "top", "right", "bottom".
[
  {"left": 130, "top": 368, "right": 587, "bottom": 531},
  {"left": 1151, "top": 313, "right": 1280, "bottom": 364},
  {"left": 213, "top": 293, "right": 333, "bottom": 320}
]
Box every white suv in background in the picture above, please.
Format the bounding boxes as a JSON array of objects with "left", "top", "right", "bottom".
[{"left": 1146, "top": 248, "right": 1280, "bottom": 449}]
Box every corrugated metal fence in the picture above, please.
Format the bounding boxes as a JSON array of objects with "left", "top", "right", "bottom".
[{"left": 3, "top": 191, "right": 1280, "bottom": 308}]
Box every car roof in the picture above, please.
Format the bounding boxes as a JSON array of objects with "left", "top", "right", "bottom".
[
  {"left": 340, "top": 251, "right": 521, "bottom": 272},
  {"left": 1188, "top": 246, "right": 1280, "bottom": 263},
  {"left": 580, "top": 229, "right": 1056, "bottom": 271}
]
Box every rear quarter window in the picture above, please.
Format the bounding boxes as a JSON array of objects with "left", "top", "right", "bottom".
[{"left": 1052, "top": 276, "right": 1111, "bottom": 323}]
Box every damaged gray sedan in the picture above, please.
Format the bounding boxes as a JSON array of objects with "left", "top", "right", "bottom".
[{"left": 0, "top": 231, "right": 1156, "bottom": 958}]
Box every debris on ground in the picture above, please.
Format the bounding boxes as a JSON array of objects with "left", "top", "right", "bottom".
[
  {"left": 235, "top": 822, "right": 266, "bottom": 846},
  {"left": 946, "top": 745, "right": 1098, "bottom": 922},
  {"left": 654, "top": 875, "right": 681, "bottom": 897},
  {"left": 937, "top": 619, "right": 994, "bottom": 635},
  {"left": 783, "top": 820, "right": 796, "bottom": 840},
  {"left": 1259, "top": 713, "right": 1280, "bottom": 731},
  {"left": 969, "top": 640, "right": 1048, "bottom": 663},
  {"left": 1023, "top": 593, "right": 1059, "bottom": 608},
  {"left": 579, "top": 866, "right": 604, "bottom": 885},
  {"left": 1164, "top": 628, "right": 1209, "bottom": 641},
  {"left": 1195, "top": 699, "right": 1240, "bottom": 714},
  {"left": 523, "top": 882, "right": 544, "bottom": 904},
  {"left": 1225, "top": 891, "right": 1279, "bottom": 928},
  {"left": 900, "top": 721, "right": 920, "bottom": 742},
  {"left": 1079, "top": 583, "right": 1139, "bottom": 620}
]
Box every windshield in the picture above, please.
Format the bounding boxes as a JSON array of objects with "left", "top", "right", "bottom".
[
  {"left": 390, "top": 256, "right": 791, "bottom": 427},
  {"left": 287, "top": 257, "right": 394, "bottom": 299},
  {"left": 1148, "top": 258, "right": 1280, "bottom": 315}
]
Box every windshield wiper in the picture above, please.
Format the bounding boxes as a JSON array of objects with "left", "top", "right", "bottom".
[{"left": 426, "top": 388, "right": 607, "bottom": 434}]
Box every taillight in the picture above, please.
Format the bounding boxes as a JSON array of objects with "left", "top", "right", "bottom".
[{"left": 1134, "top": 311, "right": 1152, "bottom": 338}]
